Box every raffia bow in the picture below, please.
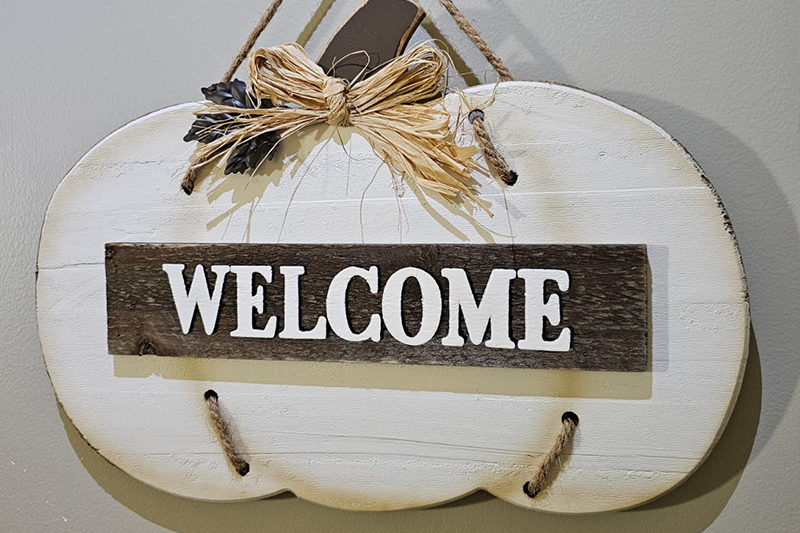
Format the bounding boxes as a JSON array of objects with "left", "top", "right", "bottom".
[{"left": 185, "top": 43, "right": 485, "bottom": 207}]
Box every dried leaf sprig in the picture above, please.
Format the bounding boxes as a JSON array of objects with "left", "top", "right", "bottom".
[{"left": 183, "top": 79, "right": 281, "bottom": 175}]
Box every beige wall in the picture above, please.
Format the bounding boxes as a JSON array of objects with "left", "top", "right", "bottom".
[{"left": 1, "top": 0, "right": 798, "bottom": 531}]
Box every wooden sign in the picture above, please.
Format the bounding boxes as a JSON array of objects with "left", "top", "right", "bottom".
[
  {"left": 106, "top": 243, "right": 648, "bottom": 371},
  {"left": 32, "top": 0, "right": 751, "bottom": 515},
  {"left": 37, "top": 82, "right": 749, "bottom": 512}
]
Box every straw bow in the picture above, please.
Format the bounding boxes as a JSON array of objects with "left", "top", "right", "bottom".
[{"left": 186, "top": 42, "right": 484, "bottom": 206}]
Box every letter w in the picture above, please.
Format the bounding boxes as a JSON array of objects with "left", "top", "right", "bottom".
[{"left": 162, "top": 264, "right": 230, "bottom": 334}]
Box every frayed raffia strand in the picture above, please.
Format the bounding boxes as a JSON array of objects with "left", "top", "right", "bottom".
[
  {"left": 438, "top": 0, "right": 518, "bottom": 186},
  {"left": 469, "top": 109, "right": 517, "bottom": 185},
  {"left": 204, "top": 390, "right": 250, "bottom": 476},
  {"left": 187, "top": 43, "right": 485, "bottom": 208},
  {"left": 523, "top": 412, "right": 579, "bottom": 498}
]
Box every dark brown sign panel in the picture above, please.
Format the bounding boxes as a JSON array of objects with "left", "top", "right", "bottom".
[{"left": 105, "top": 243, "right": 648, "bottom": 371}]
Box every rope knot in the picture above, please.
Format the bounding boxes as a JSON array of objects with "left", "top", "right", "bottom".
[{"left": 323, "top": 77, "right": 351, "bottom": 126}]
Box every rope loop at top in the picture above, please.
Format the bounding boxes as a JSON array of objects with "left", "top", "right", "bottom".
[
  {"left": 183, "top": 0, "right": 518, "bottom": 195},
  {"left": 220, "top": 0, "right": 514, "bottom": 86}
]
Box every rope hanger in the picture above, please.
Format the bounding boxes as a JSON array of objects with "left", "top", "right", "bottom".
[
  {"left": 198, "top": 0, "right": 577, "bottom": 500},
  {"left": 182, "top": 0, "right": 517, "bottom": 194}
]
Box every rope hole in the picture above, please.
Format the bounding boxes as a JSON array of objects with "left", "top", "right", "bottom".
[
  {"left": 468, "top": 108, "right": 485, "bottom": 123},
  {"left": 562, "top": 411, "right": 579, "bottom": 424},
  {"left": 522, "top": 481, "right": 537, "bottom": 498}
]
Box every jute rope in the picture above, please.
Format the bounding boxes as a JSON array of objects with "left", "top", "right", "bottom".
[
  {"left": 204, "top": 390, "right": 250, "bottom": 476},
  {"left": 438, "top": 0, "right": 518, "bottom": 185},
  {"left": 437, "top": 0, "right": 513, "bottom": 82},
  {"left": 523, "top": 412, "right": 579, "bottom": 498},
  {"left": 469, "top": 109, "right": 517, "bottom": 185}
]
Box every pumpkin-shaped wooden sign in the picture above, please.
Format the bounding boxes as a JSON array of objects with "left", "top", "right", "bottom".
[{"left": 36, "top": 0, "right": 748, "bottom": 513}]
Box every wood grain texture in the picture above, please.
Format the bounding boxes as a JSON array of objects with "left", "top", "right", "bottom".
[
  {"left": 36, "top": 82, "right": 749, "bottom": 512},
  {"left": 317, "top": 0, "right": 425, "bottom": 81},
  {"left": 106, "top": 243, "right": 648, "bottom": 371}
]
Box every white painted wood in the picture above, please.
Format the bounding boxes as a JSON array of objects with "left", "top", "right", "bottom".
[{"left": 36, "top": 82, "right": 749, "bottom": 512}]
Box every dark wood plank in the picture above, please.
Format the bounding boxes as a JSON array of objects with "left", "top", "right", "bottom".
[
  {"left": 106, "top": 243, "right": 649, "bottom": 371},
  {"left": 317, "top": 0, "right": 425, "bottom": 82}
]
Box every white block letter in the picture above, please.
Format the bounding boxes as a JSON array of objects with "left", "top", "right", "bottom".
[
  {"left": 162, "top": 263, "right": 230, "bottom": 335},
  {"left": 279, "top": 266, "right": 327, "bottom": 339},
  {"left": 230, "top": 266, "right": 277, "bottom": 338},
  {"left": 382, "top": 267, "right": 441, "bottom": 346},
  {"left": 441, "top": 268, "right": 516, "bottom": 349},
  {"left": 518, "top": 269, "right": 571, "bottom": 352},
  {"left": 326, "top": 266, "right": 381, "bottom": 342}
]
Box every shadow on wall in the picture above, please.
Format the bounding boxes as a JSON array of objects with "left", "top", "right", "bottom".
[
  {"left": 60, "top": 329, "right": 760, "bottom": 533},
  {"left": 602, "top": 91, "right": 800, "bottom": 463}
]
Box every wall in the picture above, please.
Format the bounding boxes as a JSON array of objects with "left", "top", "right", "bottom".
[{"left": 1, "top": 0, "right": 797, "bottom": 531}]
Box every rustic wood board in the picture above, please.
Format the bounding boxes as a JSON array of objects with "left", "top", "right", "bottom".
[
  {"left": 106, "top": 243, "right": 648, "bottom": 371},
  {"left": 36, "top": 82, "right": 749, "bottom": 512}
]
